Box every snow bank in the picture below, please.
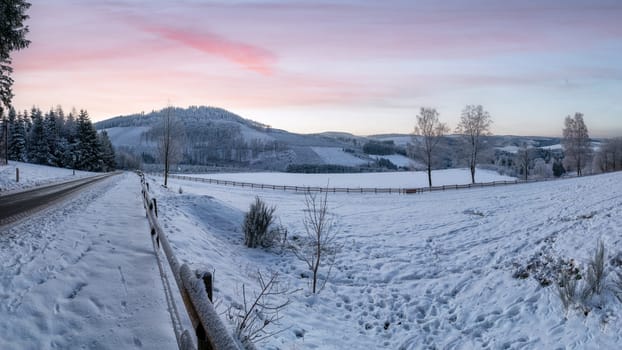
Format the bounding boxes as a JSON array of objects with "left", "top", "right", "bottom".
[{"left": 0, "top": 161, "right": 95, "bottom": 192}]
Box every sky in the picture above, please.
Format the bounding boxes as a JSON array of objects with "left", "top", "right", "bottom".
[{"left": 11, "top": 0, "right": 622, "bottom": 137}]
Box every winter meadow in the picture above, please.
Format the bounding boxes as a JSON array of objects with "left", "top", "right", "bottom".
[{"left": 2, "top": 1, "right": 622, "bottom": 350}]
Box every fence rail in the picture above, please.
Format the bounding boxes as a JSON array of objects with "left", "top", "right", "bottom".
[
  {"left": 163, "top": 171, "right": 622, "bottom": 194},
  {"left": 139, "top": 172, "right": 240, "bottom": 350},
  {"left": 165, "top": 173, "right": 553, "bottom": 194}
]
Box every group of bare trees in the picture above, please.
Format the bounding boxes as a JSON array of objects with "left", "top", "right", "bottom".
[
  {"left": 414, "top": 106, "right": 619, "bottom": 185},
  {"left": 413, "top": 104, "right": 492, "bottom": 186},
  {"left": 594, "top": 137, "right": 622, "bottom": 173}
]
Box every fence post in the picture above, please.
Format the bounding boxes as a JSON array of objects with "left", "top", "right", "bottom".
[
  {"left": 16, "top": 167, "right": 19, "bottom": 182},
  {"left": 197, "top": 271, "right": 213, "bottom": 302},
  {"left": 152, "top": 198, "right": 158, "bottom": 217},
  {"left": 194, "top": 270, "right": 214, "bottom": 350}
]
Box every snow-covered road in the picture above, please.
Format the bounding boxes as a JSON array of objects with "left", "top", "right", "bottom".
[{"left": 0, "top": 173, "right": 176, "bottom": 349}]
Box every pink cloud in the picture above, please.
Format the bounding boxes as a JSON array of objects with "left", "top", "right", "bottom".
[{"left": 131, "top": 18, "right": 277, "bottom": 75}]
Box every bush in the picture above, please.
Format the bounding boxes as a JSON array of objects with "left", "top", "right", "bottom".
[
  {"left": 582, "top": 240, "right": 606, "bottom": 299},
  {"left": 264, "top": 223, "right": 288, "bottom": 249},
  {"left": 555, "top": 241, "right": 607, "bottom": 314},
  {"left": 227, "top": 271, "right": 290, "bottom": 349},
  {"left": 243, "top": 197, "right": 276, "bottom": 248},
  {"left": 557, "top": 267, "right": 579, "bottom": 312}
]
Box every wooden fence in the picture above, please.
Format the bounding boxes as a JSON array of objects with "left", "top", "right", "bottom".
[
  {"left": 166, "top": 173, "right": 563, "bottom": 194},
  {"left": 139, "top": 172, "right": 240, "bottom": 350}
]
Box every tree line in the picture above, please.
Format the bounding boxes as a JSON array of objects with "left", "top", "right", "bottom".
[
  {"left": 4, "top": 106, "right": 115, "bottom": 171},
  {"left": 413, "top": 106, "right": 621, "bottom": 187}
]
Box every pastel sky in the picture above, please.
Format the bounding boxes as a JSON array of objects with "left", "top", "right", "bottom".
[{"left": 11, "top": 0, "right": 622, "bottom": 137}]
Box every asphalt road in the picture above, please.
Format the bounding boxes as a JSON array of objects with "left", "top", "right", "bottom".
[{"left": 0, "top": 173, "right": 118, "bottom": 227}]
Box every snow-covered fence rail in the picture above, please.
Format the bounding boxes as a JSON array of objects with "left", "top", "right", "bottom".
[
  {"left": 139, "top": 172, "right": 240, "bottom": 350},
  {"left": 165, "top": 174, "right": 551, "bottom": 194}
]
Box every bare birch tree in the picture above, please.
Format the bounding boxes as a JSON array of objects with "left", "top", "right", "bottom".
[
  {"left": 414, "top": 107, "right": 449, "bottom": 187},
  {"left": 562, "top": 113, "right": 591, "bottom": 176},
  {"left": 517, "top": 143, "right": 533, "bottom": 181},
  {"left": 292, "top": 190, "right": 339, "bottom": 294},
  {"left": 158, "top": 106, "right": 183, "bottom": 187},
  {"left": 456, "top": 105, "right": 492, "bottom": 184}
]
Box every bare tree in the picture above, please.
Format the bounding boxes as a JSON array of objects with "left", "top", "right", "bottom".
[
  {"left": 291, "top": 190, "right": 339, "bottom": 294},
  {"left": 158, "top": 106, "right": 183, "bottom": 187},
  {"left": 455, "top": 105, "right": 493, "bottom": 184},
  {"left": 414, "top": 107, "right": 449, "bottom": 187},
  {"left": 227, "top": 271, "right": 291, "bottom": 348},
  {"left": 516, "top": 143, "right": 533, "bottom": 181},
  {"left": 562, "top": 113, "right": 591, "bottom": 176},
  {"left": 597, "top": 137, "right": 622, "bottom": 172}
]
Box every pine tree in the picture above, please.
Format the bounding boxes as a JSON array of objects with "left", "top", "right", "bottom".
[
  {"left": 28, "top": 107, "right": 49, "bottom": 164},
  {"left": 44, "top": 108, "right": 60, "bottom": 166},
  {"left": 7, "top": 107, "right": 26, "bottom": 160},
  {"left": 75, "top": 109, "right": 100, "bottom": 171},
  {"left": 0, "top": 1, "right": 31, "bottom": 117},
  {"left": 98, "top": 130, "right": 116, "bottom": 171}
]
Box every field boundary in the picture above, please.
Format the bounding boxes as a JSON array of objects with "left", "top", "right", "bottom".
[
  {"left": 161, "top": 171, "right": 618, "bottom": 195},
  {"left": 164, "top": 173, "right": 545, "bottom": 194}
]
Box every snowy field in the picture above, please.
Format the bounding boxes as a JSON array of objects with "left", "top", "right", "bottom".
[
  {"left": 153, "top": 171, "right": 622, "bottom": 349},
  {"left": 2, "top": 162, "right": 621, "bottom": 349},
  {"left": 0, "top": 161, "right": 95, "bottom": 192},
  {"left": 181, "top": 168, "right": 515, "bottom": 189},
  {"left": 311, "top": 147, "right": 367, "bottom": 166}
]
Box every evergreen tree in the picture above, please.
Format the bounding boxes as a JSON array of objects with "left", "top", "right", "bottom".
[
  {"left": 98, "top": 130, "right": 116, "bottom": 171},
  {"left": 0, "top": 1, "right": 31, "bottom": 117},
  {"left": 552, "top": 159, "right": 565, "bottom": 177},
  {"left": 7, "top": 107, "right": 26, "bottom": 161},
  {"left": 28, "top": 107, "right": 48, "bottom": 164},
  {"left": 44, "top": 108, "right": 60, "bottom": 166},
  {"left": 75, "top": 109, "right": 100, "bottom": 171}
]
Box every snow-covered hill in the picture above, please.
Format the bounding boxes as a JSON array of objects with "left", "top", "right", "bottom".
[{"left": 95, "top": 106, "right": 567, "bottom": 172}]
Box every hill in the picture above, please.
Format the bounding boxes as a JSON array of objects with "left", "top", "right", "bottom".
[
  {"left": 95, "top": 106, "right": 383, "bottom": 171},
  {"left": 95, "top": 106, "right": 566, "bottom": 173}
]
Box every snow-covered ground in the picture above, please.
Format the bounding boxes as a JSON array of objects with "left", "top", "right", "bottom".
[
  {"left": 0, "top": 161, "right": 95, "bottom": 192},
  {"left": 496, "top": 145, "right": 520, "bottom": 154},
  {"left": 0, "top": 173, "right": 176, "bottom": 349},
  {"left": 3, "top": 162, "right": 621, "bottom": 349},
  {"left": 311, "top": 147, "right": 367, "bottom": 166},
  {"left": 540, "top": 144, "right": 563, "bottom": 151},
  {"left": 181, "top": 168, "right": 515, "bottom": 188},
  {"left": 154, "top": 171, "right": 622, "bottom": 349}
]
